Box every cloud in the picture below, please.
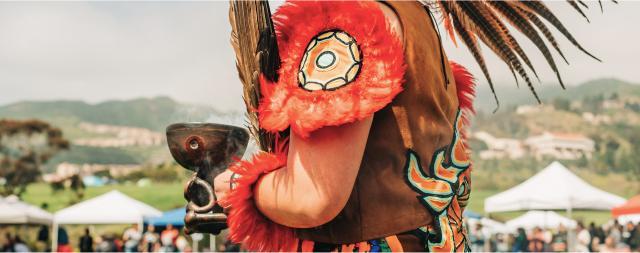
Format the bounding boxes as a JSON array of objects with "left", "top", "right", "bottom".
[
  {"left": 0, "top": 2, "right": 244, "bottom": 112},
  {"left": 0, "top": 1, "right": 638, "bottom": 112}
]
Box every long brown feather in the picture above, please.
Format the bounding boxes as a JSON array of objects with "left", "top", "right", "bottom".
[
  {"left": 567, "top": 0, "right": 590, "bottom": 22},
  {"left": 483, "top": 2, "right": 540, "bottom": 82},
  {"left": 442, "top": 2, "right": 500, "bottom": 109},
  {"left": 490, "top": 1, "right": 565, "bottom": 88},
  {"left": 515, "top": 5, "right": 569, "bottom": 65},
  {"left": 521, "top": 1, "right": 601, "bottom": 61},
  {"left": 459, "top": 2, "right": 539, "bottom": 102},
  {"left": 229, "top": 1, "right": 283, "bottom": 152}
]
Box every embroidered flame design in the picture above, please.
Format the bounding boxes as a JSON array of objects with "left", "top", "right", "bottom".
[{"left": 405, "top": 109, "right": 472, "bottom": 252}]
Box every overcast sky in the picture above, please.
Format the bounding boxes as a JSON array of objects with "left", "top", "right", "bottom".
[{"left": 0, "top": 1, "right": 638, "bottom": 112}]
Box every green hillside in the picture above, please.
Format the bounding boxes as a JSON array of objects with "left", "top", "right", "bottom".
[
  {"left": 0, "top": 96, "right": 226, "bottom": 132},
  {"left": 474, "top": 78, "right": 640, "bottom": 113},
  {"left": 471, "top": 78, "right": 640, "bottom": 197}
]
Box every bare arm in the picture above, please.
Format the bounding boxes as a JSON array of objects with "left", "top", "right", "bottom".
[{"left": 253, "top": 117, "right": 373, "bottom": 228}]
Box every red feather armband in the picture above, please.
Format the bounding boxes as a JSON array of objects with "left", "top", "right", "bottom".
[
  {"left": 221, "top": 151, "right": 298, "bottom": 252},
  {"left": 258, "top": 0, "right": 405, "bottom": 138}
]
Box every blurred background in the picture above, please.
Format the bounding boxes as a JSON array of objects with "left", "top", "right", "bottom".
[{"left": 0, "top": 1, "right": 639, "bottom": 252}]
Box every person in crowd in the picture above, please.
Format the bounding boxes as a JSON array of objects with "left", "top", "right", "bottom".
[
  {"left": 35, "top": 225, "right": 48, "bottom": 252},
  {"left": 32, "top": 203, "right": 50, "bottom": 252},
  {"left": 591, "top": 237, "right": 601, "bottom": 252},
  {"left": 160, "top": 224, "right": 179, "bottom": 252},
  {"left": 512, "top": 228, "right": 529, "bottom": 252},
  {"left": 57, "top": 226, "right": 73, "bottom": 252},
  {"left": 113, "top": 233, "right": 124, "bottom": 252},
  {"left": 600, "top": 235, "right": 629, "bottom": 252},
  {"left": 528, "top": 226, "right": 545, "bottom": 252},
  {"left": 551, "top": 224, "right": 568, "bottom": 252},
  {"left": 609, "top": 220, "right": 622, "bottom": 245},
  {"left": 543, "top": 228, "right": 554, "bottom": 251},
  {"left": 507, "top": 233, "right": 516, "bottom": 252},
  {"left": 576, "top": 221, "right": 592, "bottom": 252},
  {"left": 12, "top": 236, "right": 29, "bottom": 252},
  {"left": 79, "top": 227, "right": 94, "bottom": 252},
  {"left": 469, "top": 224, "right": 486, "bottom": 252},
  {"left": 142, "top": 224, "right": 159, "bottom": 253},
  {"left": 495, "top": 233, "right": 509, "bottom": 252},
  {"left": 2, "top": 232, "right": 15, "bottom": 252},
  {"left": 588, "top": 222, "right": 599, "bottom": 251},
  {"left": 223, "top": 240, "right": 241, "bottom": 252},
  {"left": 625, "top": 222, "right": 640, "bottom": 251},
  {"left": 175, "top": 236, "right": 188, "bottom": 252},
  {"left": 123, "top": 224, "right": 142, "bottom": 252},
  {"left": 595, "top": 224, "right": 607, "bottom": 244},
  {"left": 97, "top": 234, "right": 118, "bottom": 252}
]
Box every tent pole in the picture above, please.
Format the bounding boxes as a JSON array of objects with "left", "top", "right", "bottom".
[
  {"left": 567, "top": 205, "right": 573, "bottom": 252},
  {"left": 138, "top": 217, "right": 144, "bottom": 242},
  {"left": 210, "top": 234, "right": 216, "bottom": 252},
  {"left": 51, "top": 222, "right": 58, "bottom": 252}
]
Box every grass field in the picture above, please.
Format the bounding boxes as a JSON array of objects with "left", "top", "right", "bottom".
[
  {"left": 20, "top": 182, "right": 622, "bottom": 225},
  {"left": 21, "top": 182, "right": 186, "bottom": 212}
]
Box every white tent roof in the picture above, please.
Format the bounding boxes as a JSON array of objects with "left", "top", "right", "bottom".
[
  {"left": 506, "top": 211, "right": 576, "bottom": 230},
  {"left": 485, "top": 161, "right": 625, "bottom": 213},
  {"left": 0, "top": 195, "right": 53, "bottom": 225},
  {"left": 54, "top": 190, "right": 161, "bottom": 224}
]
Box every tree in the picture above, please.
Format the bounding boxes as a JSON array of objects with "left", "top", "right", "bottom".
[
  {"left": 552, "top": 98, "right": 571, "bottom": 111},
  {"left": 0, "top": 119, "right": 69, "bottom": 197}
]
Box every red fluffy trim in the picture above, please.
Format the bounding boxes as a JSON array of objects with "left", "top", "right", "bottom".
[
  {"left": 223, "top": 151, "right": 298, "bottom": 252},
  {"left": 259, "top": 0, "right": 405, "bottom": 138},
  {"left": 450, "top": 61, "right": 476, "bottom": 117},
  {"left": 450, "top": 61, "right": 476, "bottom": 151}
]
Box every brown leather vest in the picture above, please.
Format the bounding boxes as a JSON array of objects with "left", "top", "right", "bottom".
[{"left": 295, "top": 1, "right": 461, "bottom": 244}]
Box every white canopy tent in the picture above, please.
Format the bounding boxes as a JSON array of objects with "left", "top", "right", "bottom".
[
  {"left": 506, "top": 211, "right": 576, "bottom": 230},
  {"left": 0, "top": 195, "right": 53, "bottom": 225},
  {"left": 485, "top": 161, "right": 625, "bottom": 213},
  {"left": 52, "top": 190, "right": 162, "bottom": 251},
  {"left": 485, "top": 161, "right": 625, "bottom": 251},
  {"left": 618, "top": 214, "right": 640, "bottom": 225}
]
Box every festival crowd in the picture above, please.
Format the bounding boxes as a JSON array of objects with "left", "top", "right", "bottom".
[
  {"left": 469, "top": 220, "right": 640, "bottom": 252},
  {"left": 1, "top": 224, "right": 194, "bottom": 252},
  {"left": 2, "top": 220, "right": 640, "bottom": 252}
]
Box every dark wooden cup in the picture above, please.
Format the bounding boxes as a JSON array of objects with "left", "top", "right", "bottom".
[{"left": 166, "top": 123, "right": 249, "bottom": 235}]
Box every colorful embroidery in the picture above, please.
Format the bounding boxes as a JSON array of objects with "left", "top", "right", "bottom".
[
  {"left": 404, "top": 109, "right": 471, "bottom": 252},
  {"left": 297, "top": 236, "right": 400, "bottom": 252},
  {"left": 298, "top": 30, "right": 362, "bottom": 91}
]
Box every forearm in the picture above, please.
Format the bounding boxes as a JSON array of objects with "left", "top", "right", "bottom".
[
  {"left": 253, "top": 117, "right": 373, "bottom": 228},
  {"left": 253, "top": 165, "right": 337, "bottom": 228}
]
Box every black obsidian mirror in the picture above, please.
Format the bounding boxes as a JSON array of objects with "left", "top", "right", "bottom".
[{"left": 166, "top": 123, "right": 249, "bottom": 235}]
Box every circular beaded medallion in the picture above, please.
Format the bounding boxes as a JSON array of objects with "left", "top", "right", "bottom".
[{"left": 298, "top": 30, "right": 362, "bottom": 91}]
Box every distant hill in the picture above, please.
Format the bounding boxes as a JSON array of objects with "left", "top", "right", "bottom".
[
  {"left": 474, "top": 78, "right": 640, "bottom": 113},
  {"left": 0, "top": 97, "right": 243, "bottom": 169},
  {"left": 0, "top": 96, "right": 229, "bottom": 132}
]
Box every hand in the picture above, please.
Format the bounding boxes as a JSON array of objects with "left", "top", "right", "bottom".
[{"left": 214, "top": 169, "right": 234, "bottom": 207}]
